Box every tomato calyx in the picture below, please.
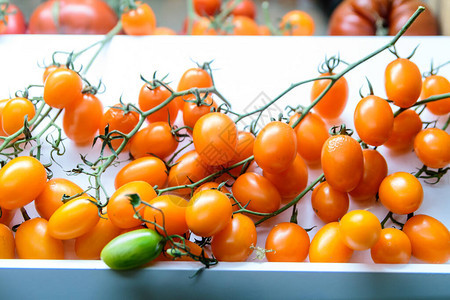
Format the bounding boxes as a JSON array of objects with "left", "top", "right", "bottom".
[
  {"left": 329, "top": 124, "right": 353, "bottom": 136},
  {"left": 414, "top": 164, "right": 449, "bottom": 185},
  {"left": 388, "top": 44, "right": 419, "bottom": 60},
  {"left": 318, "top": 55, "right": 343, "bottom": 75}
]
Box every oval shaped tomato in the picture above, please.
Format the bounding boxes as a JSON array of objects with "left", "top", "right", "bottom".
[
  {"left": 161, "top": 238, "right": 208, "bottom": 261},
  {"left": 211, "top": 213, "right": 257, "bottom": 262},
  {"left": 129, "top": 122, "right": 178, "bottom": 160},
  {"left": 311, "top": 181, "right": 349, "bottom": 223},
  {"left": 280, "top": 10, "right": 315, "bottom": 36},
  {"left": 115, "top": 156, "right": 168, "bottom": 190},
  {"left": 139, "top": 82, "right": 178, "bottom": 123},
  {"left": 1, "top": 97, "right": 35, "bottom": 136},
  {"left": 309, "top": 222, "right": 353, "bottom": 263},
  {"left": 35, "top": 178, "right": 84, "bottom": 220},
  {"left": 403, "top": 215, "right": 449, "bottom": 264},
  {"left": 371, "top": 228, "right": 411, "bottom": 264},
  {"left": 225, "top": 131, "right": 255, "bottom": 177},
  {"left": 254, "top": 121, "right": 297, "bottom": 173},
  {"left": 339, "top": 210, "right": 381, "bottom": 251},
  {"left": 43, "top": 68, "right": 83, "bottom": 109},
  {"left": 232, "top": 172, "right": 281, "bottom": 214},
  {"left": 385, "top": 58, "right": 422, "bottom": 108},
  {"left": 383, "top": 109, "right": 422, "bottom": 152},
  {"left": 193, "top": 0, "right": 221, "bottom": 16},
  {"left": 0, "top": 98, "right": 10, "bottom": 136},
  {"left": 2, "top": 4, "right": 26, "bottom": 34},
  {"left": 193, "top": 112, "right": 238, "bottom": 166},
  {"left": 230, "top": 0, "right": 256, "bottom": 19},
  {"left": 321, "top": 135, "right": 364, "bottom": 193},
  {"left": 231, "top": 16, "right": 259, "bottom": 35},
  {"left": 185, "top": 189, "right": 232, "bottom": 237},
  {"left": 15, "top": 218, "right": 64, "bottom": 259},
  {"left": 121, "top": 1, "right": 156, "bottom": 35},
  {"left": 144, "top": 195, "right": 189, "bottom": 236},
  {"left": 175, "top": 68, "right": 213, "bottom": 111},
  {"left": 190, "top": 17, "right": 218, "bottom": 35},
  {"left": 42, "top": 64, "right": 67, "bottom": 83},
  {"left": 182, "top": 94, "right": 217, "bottom": 129},
  {"left": 0, "top": 223, "right": 15, "bottom": 259},
  {"left": 421, "top": 75, "right": 450, "bottom": 115},
  {"left": 414, "top": 128, "right": 450, "bottom": 169},
  {"left": 265, "top": 222, "right": 310, "bottom": 262},
  {"left": 0, "top": 156, "right": 47, "bottom": 210},
  {"left": 63, "top": 93, "right": 104, "bottom": 145},
  {"left": 194, "top": 181, "right": 229, "bottom": 195},
  {"left": 378, "top": 172, "right": 423, "bottom": 215},
  {"left": 311, "top": 73, "right": 348, "bottom": 119}
]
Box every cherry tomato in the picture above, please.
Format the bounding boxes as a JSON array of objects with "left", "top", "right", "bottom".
[
  {"left": 421, "top": 75, "right": 450, "bottom": 115},
  {"left": 403, "top": 215, "right": 449, "bottom": 264},
  {"left": 129, "top": 122, "right": 178, "bottom": 160},
  {"left": 321, "top": 135, "right": 364, "bottom": 192},
  {"left": 0, "top": 208, "right": 16, "bottom": 226},
  {"left": 339, "top": 210, "right": 381, "bottom": 251},
  {"left": 43, "top": 68, "right": 83, "bottom": 109},
  {"left": 153, "top": 27, "right": 177, "bottom": 35},
  {"left": 414, "top": 128, "right": 450, "bottom": 169},
  {"left": 138, "top": 82, "right": 178, "bottom": 123},
  {"left": 311, "top": 181, "right": 349, "bottom": 223},
  {"left": 0, "top": 223, "right": 14, "bottom": 259},
  {"left": 35, "top": 178, "right": 84, "bottom": 220},
  {"left": 349, "top": 149, "right": 388, "bottom": 202},
  {"left": 75, "top": 214, "right": 122, "bottom": 260},
  {"left": 176, "top": 68, "right": 213, "bottom": 111},
  {"left": 254, "top": 121, "right": 297, "bottom": 173},
  {"left": 211, "top": 213, "right": 257, "bottom": 262},
  {"left": 182, "top": 94, "right": 217, "bottom": 129},
  {"left": 1, "top": 4, "right": 26, "bottom": 34},
  {"left": 100, "top": 103, "right": 140, "bottom": 151},
  {"left": 0, "top": 156, "right": 47, "bottom": 210},
  {"left": 121, "top": 1, "right": 156, "bottom": 35},
  {"left": 0, "top": 98, "right": 10, "bottom": 136},
  {"left": 378, "top": 172, "right": 423, "bottom": 215},
  {"left": 263, "top": 154, "right": 308, "bottom": 202},
  {"left": 309, "top": 222, "right": 353, "bottom": 263},
  {"left": 265, "top": 222, "right": 310, "bottom": 262},
  {"left": 15, "top": 218, "right": 64, "bottom": 259},
  {"left": 258, "top": 25, "right": 271, "bottom": 35},
  {"left": 1, "top": 97, "right": 35, "bottom": 136},
  {"left": 231, "top": 16, "right": 259, "bottom": 35},
  {"left": 371, "top": 228, "right": 411, "bottom": 264},
  {"left": 191, "top": 17, "right": 218, "bottom": 35},
  {"left": 311, "top": 73, "right": 348, "bottom": 119},
  {"left": 232, "top": 172, "right": 281, "bottom": 214},
  {"left": 225, "top": 131, "right": 255, "bottom": 177},
  {"left": 280, "top": 10, "right": 315, "bottom": 35},
  {"left": 115, "top": 156, "right": 168, "bottom": 190},
  {"left": 42, "top": 64, "right": 67, "bottom": 83},
  {"left": 185, "top": 190, "right": 232, "bottom": 237},
  {"left": 107, "top": 181, "right": 157, "bottom": 229},
  {"left": 144, "top": 195, "right": 189, "bottom": 236},
  {"left": 194, "top": 182, "right": 229, "bottom": 195},
  {"left": 354, "top": 95, "right": 394, "bottom": 146},
  {"left": 193, "top": 112, "right": 238, "bottom": 166},
  {"left": 385, "top": 58, "right": 422, "bottom": 108},
  {"left": 230, "top": 0, "right": 256, "bottom": 19},
  {"left": 383, "top": 109, "right": 422, "bottom": 152},
  {"left": 161, "top": 238, "right": 208, "bottom": 261},
  {"left": 193, "top": 0, "right": 221, "bottom": 16},
  {"left": 63, "top": 93, "right": 104, "bottom": 145}
]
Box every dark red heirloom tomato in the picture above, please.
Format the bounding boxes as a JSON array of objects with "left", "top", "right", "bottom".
[{"left": 29, "top": 0, "right": 118, "bottom": 34}]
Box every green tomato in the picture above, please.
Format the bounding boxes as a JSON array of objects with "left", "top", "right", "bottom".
[{"left": 101, "top": 228, "right": 163, "bottom": 270}]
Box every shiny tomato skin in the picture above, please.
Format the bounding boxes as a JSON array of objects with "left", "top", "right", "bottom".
[
  {"left": 138, "top": 83, "right": 178, "bottom": 123},
  {"left": 0, "top": 156, "right": 47, "bottom": 210},
  {"left": 193, "top": 0, "right": 221, "bottom": 16},
  {"left": 182, "top": 94, "right": 217, "bottom": 130},
  {"left": 121, "top": 1, "right": 156, "bottom": 35},
  {"left": 194, "top": 182, "right": 229, "bottom": 195},
  {"left": 254, "top": 121, "right": 297, "bottom": 173},
  {"left": 230, "top": 0, "right": 256, "bottom": 19},
  {"left": 421, "top": 75, "right": 450, "bottom": 115},
  {"left": 231, "top": 16, "right": 259, "bottom": 35},
  {"left": 403, "top": 215, "right": 450, "bottom": 264},
  {"left": 311, "top": 73, "right": 348, "bottom": 119},
  {"left": 2, "top": 4, "right": 26, "bottom": 34},
  {"left": 311, "top": 181, "right": 349, "bottom": 223},
  {"left": 115, "top": 156, "right": 168, "bottom": 190},
  {"left": 265, "top": 222, "right": 310, "bottom": 262},
  {"left": 0, "top": 223, "right": 15, "bottom": 259},
  {"left": 0, "top": 98, "right": 10, "bottom": 136},
  {"left": 15, "top": 218, "right": 65, "bottom": 259},
  {"left": 309, "top": 222, "right": 353, "bottom": 263},
  {"left": 211, "top": 213, "right": 257, "bottom": 262},
  {"left": 175, "top": 68, "right": 213, "bottom": 111},
  {"left": 385, "top": 58, "right": 422, "bottom": 108},
  {"left": 371, "top": 228, "right": 411, "bottom": 264},
  {"left": 280, "top": 10, "right": 315, "bottom": 35},
  {"left": 225, "top": 131, "right": 255, "bottom": 177},
  {"left": 1, "top": 97, "right": 35, "bottom": 136},
  {"left": 321, "top": 135, "right": 364, "bottom": 193},
  {"left": 129, "top": 122, "right": 178, "bottom": 160},
  {"left": 413, "top": 128, "right": 450, "bottom": 169},
  {"left": 339, "top": 210, "right": 381, "bottom": 251},
  {"left": 191, "top": 17, "right": 218, "bottom": 35},
  {"left": 43, "top": 68, "right": 83, "bottom": 109},
  {"left": 384, "top": 109, "right": 422, "bottom": 152},
  {"left": 35, "top": 178, "right": 84, "bottom": 220}
]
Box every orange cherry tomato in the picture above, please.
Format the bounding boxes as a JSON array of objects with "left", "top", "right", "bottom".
[
  {"left": 42, "top": 64, "right": 67, "bottom": 83},
  {"left": 230, "top": 0, "right": 256, "bottom": 19},
  {"left": 280, "top": 10, "right": 315, "bottom": 35},
  {"left": 182, "top": 94, "right": 217, "bottom": 129},
  {"left": 225, "top": 131, "right": 255, "bottom": 177},
  {"left": 258, "top": 25, "right": 271, "bottom": 35},
  {"left": 144, "top": 195, "right": 189, "bottom": 236},
  {"left": 231, "top": 16, "right": 259, "bottom": 35},
  {"left": 354, "top": 95, "right": 394, "bottom": 146},
  {"left": 193, "top": 112, "right": 238, "bottom": 166},
  {"left": 0, "top": 208, "right": 16, "bottom": 226},
  {"left": 321, "top": 135, "right": 364, "bottom": 192},
  {"left": 191, "top": 17, "right": 218, "bottom": 35},
  {"left": 378, "top": 172, "right": 423, "bottom": 215},
  {"left": 211, "top": 213, "right": 257, "bottom": 262},
  {"left": 403, "top": 214, "right": 449, "bottom": 264},
  {"left": 107, "top": 181, "right": 157, "bottom": 229},
  {"left": 153, "top": 27, "right": 177, "bottom": 35},
  {"left": 383, "top": 109, "right": 422, "bottom": 152},
  {"left": 254, "top": 121, "right": 297, "bottom": 173},
  {"left": 414, "top": 128, "right": 450, "bottom": 169},
  {"left": 311, "top": 181, "right": 349, "bottom": 223},
  {"left": 193, "top": 0, "right": 221, "bottom": 16},
  {"left": 15, "top": 218, "right": 64, "bottom": 259},
  {"left": 194, "top": 181, "right": 229, "bottom": 195},
  {"left": 129, "top": 122, "right": 178, "bottom": 160},
  {"left": 35, "top": 178, "right": 84, "bottom": 220},
  {"left": 121, "top": 1, "right": 156, "bottom": 35},
  {"left": 311, "top": 73, "right": 348, "bottom": 119},
  {"left": 185, "top": 189, "right": 232, "bottom": 237},
  {"left": 421, "top": 75, "right": 450, "bottom": 115},
  {"left": 75, "top": 215, "right": 122, "bottom": 260},
  {"left": 0, "top": 223, "right": 15, "bottom": 259},
  {"left": 265, "top": 222, "right": 310, "bottom": 262},
  {"left": 371, "top": 228, "right": 411, "bottom": 264},
  {"left": 115, "top": 156, "right": 168, "bottom": 190},
  {"left": 339, "top": 210, "right": 381, "bottom": 251},
  {"left": 0, "top": 156, "right": 47, "bottom": 210},
  {"left": 48, "top": 196, "right": 100, "bottom": 240},
  {"left": 138, "top": 82, "right": 178, "bottom": 123},
  {"left": 0, "top": 98, "right": 10, "bottom": 136},
  {"left": 349, "top": 149, "right": 388, "bottom": 202},
  {"left": 385, "top": 58, "right": 422, "bottom": 108},
  {"left": 1, "top": 97, "right": 35, "bottom": 136},
  {"left": 43, "top": 68, "right": 83, "bottom": 109},
  {"left": 309, "top": 222, "right": 353, "bottom": 263},
  {"left": 160, "top": 238, "right": 208, "bottom": 261},
  {"left": 232, "top": 172, "right": 281, "bottom": 214},
  {"left": 176, "top": 67, "right": 213, "bottom": 111}
]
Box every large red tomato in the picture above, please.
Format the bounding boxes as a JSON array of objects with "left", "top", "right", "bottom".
[{"left": 29, "top": 0, "right": 118, "bottom": 34}]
